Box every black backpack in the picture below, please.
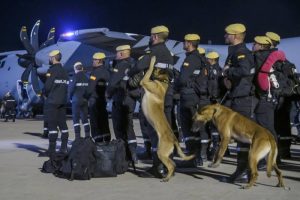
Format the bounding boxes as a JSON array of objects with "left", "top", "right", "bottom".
[
  {"left": 273, "top": 60, "right": 300, "bottom": 97},
  {"left": 60, "top": 137, "right": 97, "bottom": 180}
]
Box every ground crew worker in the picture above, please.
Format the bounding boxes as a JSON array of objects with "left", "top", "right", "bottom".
[
  {"left": 69, "top": 62, "right": 90, "bottom": 139},
  {"left": 88, "top": 52, "right": 111, "bottom": 142},
  {"left": 266, "top": 32, "right": 292, "bottom": 160},
  {"left": 107, "top": 45, "right": 138, "bottom": 163},
  {"left": 222, "top": 23, "right": 256, "bottom": 183},
  {"left": 205, "top": 51, "right": 223, "bottom": 161},
  {"left": 3, "top": 92, "right": 16, "bottom": 122},
  {"left": 176, "top": 34, "right": 208, "bottom": 166},
  {"left": 44, "top": 50, "right": 69, "bottom": 155},
  {"left": 127, "top": 25, "right": 174, "bottom": 178}
]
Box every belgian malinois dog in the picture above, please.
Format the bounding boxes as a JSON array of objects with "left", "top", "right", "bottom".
[
  {"left": 140, "top": 56, "right": 194, "bottom": 182},
  {"left": 192, "top": 103, "right": 284, "bottom": 189}
]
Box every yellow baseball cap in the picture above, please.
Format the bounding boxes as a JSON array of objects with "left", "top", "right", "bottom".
[
  {"left": 197, "top": 47, "right": 206, "bottom": 54},
  {"left": 93, "top": 52, "right": 106, "bottom": 60},
  {"left": 151, "top": 25, "right": 169, "bottom": 34},
  {"left": 184, "top": 34, "right": 200, "bottom": 41},
  {"left": 116, "top": 45, "right": 131, "bottom": 51},
  {"left": 206, "top": 51, "right": 219, "bottom": 59},
  {"left": 254, "top": 36, "right": 272, "bottom": 45},
  {"left": 225, "top": 23, "right": 246, "bottom": 34},
  {"left": 49, "top": 50, "right": 60, "bottom": 57},
  {"left": 266, "top": 32, "right": 280, "bottom": 42}
]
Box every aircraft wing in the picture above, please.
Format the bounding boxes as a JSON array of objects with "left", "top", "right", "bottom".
[{"left": 59, "top": 28, "right": 149, "bottom": 59}]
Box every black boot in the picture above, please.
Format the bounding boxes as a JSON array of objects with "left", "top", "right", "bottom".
[
  {"left": 196, "top": 143, "right": 208, "bottom": 167},
  {"left": 48, "top": 133, "right": 58, "bottom": 156},
  {"left": 129, "top": 144, "right": 138, "bottom": 165},
  {"left": 257, "top": 158, "right": 267, "bottom": 171},
  {"left": 208, "top": 135, "right": 219, "bottom": 161},
  {"left": 74, "top": 125, "right": 81, "bottom": 140},
  {"left": 42, "top": 130, "right": 49, "bottom": 138},
  {"left": 59, "top": 132, "right": 69, "bottom": 153},
  {"left": 222, "top": 151, "right": 249, "bottom": 183},
  {"left": 146, "top": 152, "right": 167, "bottom": 178},
  {"left": 138, "top": 142, "right": 152, "bottom": 160}
]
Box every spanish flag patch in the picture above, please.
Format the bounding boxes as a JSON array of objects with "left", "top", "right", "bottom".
[
  {"left": 46, "top": 73, "right": 51, "bottom": 77},
  {"left": 183, "top": 62, "right": 189, "bottom": 67},
  {"left": 90, "top": 75, "right": 96, "bottom": 80},
  {"left": 237, "top": 55, "right": 245, "bottom": 59}
]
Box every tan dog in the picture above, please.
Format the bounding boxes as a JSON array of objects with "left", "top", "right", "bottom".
[
  {"left": 140, "top": 56, "right": 194, "bottom": 182},
  {"left": 192, "top": 103, "right": 284, "bottom": 189}
]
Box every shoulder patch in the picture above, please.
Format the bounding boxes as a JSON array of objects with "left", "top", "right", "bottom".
[
  {"left": 183, "top": 62, "right": 189, "bottom": 67},
  {"left": 146, "top": 50, "right": 151, "bottom": 54},
  {"left": 46, "top": 73, "right": 51, "bottom": 77},
  {"left": 90, "top": 75, "right": 96, "bottom": 81},
  {"left": 237, "top": 55, "right": 246, "bottom": 60}
]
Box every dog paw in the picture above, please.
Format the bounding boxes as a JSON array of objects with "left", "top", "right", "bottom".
[
  {"left": 208, "top": 163, "right": 219, "bottom": 168},
  {"left": 241, "top": 185, "right": 251, "bottom": 189},
  {"left": 161, "top": 178, "right": 170, "bottom": 182}
]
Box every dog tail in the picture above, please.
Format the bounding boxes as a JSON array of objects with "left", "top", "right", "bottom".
[
  {"left": 267, "top": 135, "right": 278, "bottom": 177},
  {"left": 174, "top": 141, "right": 195, "bottom": 161}
]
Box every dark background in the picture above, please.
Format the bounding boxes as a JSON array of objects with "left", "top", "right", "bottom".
[{"left": 1, "top": 0, "right": 300, "bottom": 51}]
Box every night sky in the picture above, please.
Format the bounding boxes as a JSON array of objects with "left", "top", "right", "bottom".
[{"left": 1, "top": 0, "right": 300, "bottom": 52}]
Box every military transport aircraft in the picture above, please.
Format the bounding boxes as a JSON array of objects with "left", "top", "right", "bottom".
[{"left": 0, "top": 20, "right": 300, "bottom": 117}]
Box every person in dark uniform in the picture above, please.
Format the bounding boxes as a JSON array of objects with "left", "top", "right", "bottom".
[
  {"left": 197, "top": 47, "right": 206, "bottom": 56},
  {"left": 266, "top": 32, "right": 292, "bottom": 160},
  {"left": 44, "top": 50, "right": 69, "bottom": 155},
  {"left": 107, "top": 45, "right": 138, "bottom": 163},
  {"left": 42, "top": 96, "right": 49, "bottom": 138},
  {"left": 88, "top": 52, "right": 111, "bottom": 142},
  {"left": 68, "top": 62, "right": 90, "bottom": 140},
  {"left": 127, "top": 25, "right": 174, "bottom": 177},
  {"left": 176, "top": 34, "right": 209, "bottom": 166},
  {"left": 252, "top": 36, "right": 279, "bottom": 170},
  {"left": 222, "top": 24, "right": 256, "bottom": 183},
  {"left": 3, "top": 92, "right": 16, "bottom": 122},
  {"left": 205, "top": 51, "right": 223, "bottom": 161}
]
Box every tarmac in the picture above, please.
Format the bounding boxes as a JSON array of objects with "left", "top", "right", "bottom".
[{"left": 0, "top": 117, "right": 300, "bottom": 200}]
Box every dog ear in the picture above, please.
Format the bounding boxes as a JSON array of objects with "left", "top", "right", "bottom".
[{"left": 212, "top": 107, "right": 218, "bottom": 116}]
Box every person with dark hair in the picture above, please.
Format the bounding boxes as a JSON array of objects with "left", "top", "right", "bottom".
[
  {"left": 107, "top": 45, "right": 138, "bottom": 163},
  {"left": 205, "top": 51, "right": 223, "bottom": 160},
  {"left": 127, "top": 25, "right": 174, "bottom": 178},
  {"left": 3, "top": 92, "right": 16, "bottom": 122},
  {"left": 252, "top": 36, "right": 279, "bottom": 170},
  {"left": 44, "top": 50, "right": 69, "bottom": 155},
  {"left": 266, "top": 32, "right": 292, "bottom": 161},
  {"left": 222, "top": 23, "right": 256, "bottom": 183},
  {"left": 88, "top": 52, "right": 111, "bottom": 142},
  {"left": 69, "top": 62, "right": 90, "bottom": 139},
  {"left": 176, "top": 34, "right": 208, "bottom": 166}
]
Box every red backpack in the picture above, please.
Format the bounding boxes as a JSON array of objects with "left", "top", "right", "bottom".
[{"left": 257, "top": 50, "right": 286, "bottom": 91}]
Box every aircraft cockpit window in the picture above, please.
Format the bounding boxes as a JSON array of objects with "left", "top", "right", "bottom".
[{"left": 0, "top": 60, "right": 5, "bottom": 68}]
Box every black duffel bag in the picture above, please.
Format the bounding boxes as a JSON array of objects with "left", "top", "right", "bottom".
[
  {"left": 94, "top": 141, "right": 118, "bottom": 177},
  {"left": 94, "top": 139, "right": 129, "bottom": 177},
  {"left": 60, "top": 137, "right": 97, "bottom": 180},
  {"left": 111, "top": 139, "right": 129, "bottom": 174}
]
